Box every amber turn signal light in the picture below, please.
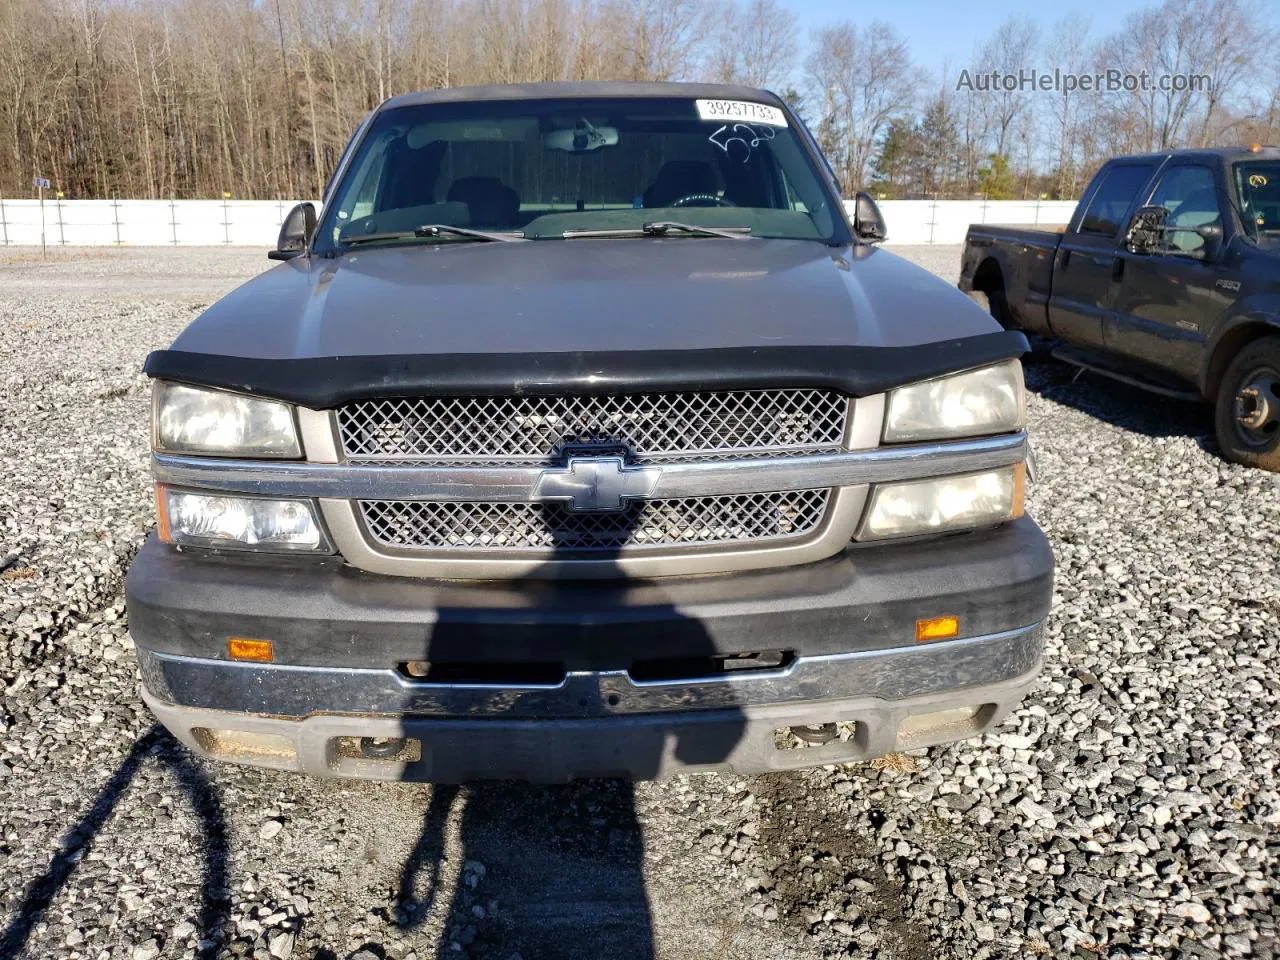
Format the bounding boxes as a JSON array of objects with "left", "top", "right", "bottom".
[
  {"left": 916, "top": 615, "right": 959, "bottom": 643},
  {"left": 228, "top": 637, "right": 274, "bottom": 663},
  {"left": 1012, "top": 461, "right": 1026, "bottom": 520},
  {"left": 154, "top": 484, "right": 172, "bottom": 543}
]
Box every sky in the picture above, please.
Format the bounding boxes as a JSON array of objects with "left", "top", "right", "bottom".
[{"left": 782, "top": 0, "right": 1159, "bottom": 80}]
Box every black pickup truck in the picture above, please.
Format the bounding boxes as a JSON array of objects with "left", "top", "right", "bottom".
[{"left": 960, "top": 146, "right": 1280, "bottom": 471}]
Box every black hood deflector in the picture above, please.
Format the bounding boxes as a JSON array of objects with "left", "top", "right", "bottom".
[{"left": 143, "top": 331, "right": 1029, "bottom": 407}]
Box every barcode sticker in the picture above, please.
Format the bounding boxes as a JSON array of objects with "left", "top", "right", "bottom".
[{"left": 694, "top": 100, "right": 787, "bottom": 127}]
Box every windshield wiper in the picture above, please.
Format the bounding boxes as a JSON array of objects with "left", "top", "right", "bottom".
[
  {"left": 644, "top": 221, "right": 754, "bottom": 239},
  {"left": 561, "top": 221, "right": 753, "bottom": 240},
  {"left": 416, "top": 224, "right": 525, "bottom": 242},
  {"left": 342, "top": 223, "right": 525, "bottom": 247}
]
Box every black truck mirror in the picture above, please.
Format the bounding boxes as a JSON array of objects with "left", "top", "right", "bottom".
[
  {"left": 852, "top": 191, "right": 887, "bottom": 243},
  {"left": 269, "top": 202, "right": 317, "bottom": 261},
  {"left": 1194, "top": 221, "right": 1224, "bottom": 260},
  {"left": 1125, "top": 205, "right": 1168, "bottom": 254}
]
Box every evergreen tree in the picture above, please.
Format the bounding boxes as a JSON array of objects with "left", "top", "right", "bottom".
[
  {"left": 869, "top": 119, "right": 915, "bottom": 198},
  {"left": 912, "top": 93, "right": 959, "bottom": 197},
  {"left": 977, "top": 154, "right": 1016, "bottom": 200}
]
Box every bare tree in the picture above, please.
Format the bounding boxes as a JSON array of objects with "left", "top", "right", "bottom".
[
  {"left": 626, "top": 0, "right": 715, "bottom": 81},
  {"left": 978, "top": 14, "right": 1040, "bottom": 159},
  {"left": 1, "top": 0, "right": 1274, "bottom": 202},
  {"left": 805, "top": 20, "right": 918, "bottom": 191},
  {"left": 710, "top": 0, "right": 797, "bottom": 89},
  {"left": 1092, "top": 0, "right": 1265, "bottom": 151},
  {"left": 1191, "top": 0, "right": 1266, "bottom": 146},
  {"left": 954, "top": 44, "right": 994, "bottom": 195},
  {"left": 1047, "top": 13, "right": 1091, "bottom": 198}
]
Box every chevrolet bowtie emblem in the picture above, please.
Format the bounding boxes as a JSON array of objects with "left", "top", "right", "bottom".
[{"left": 533, "top": 457, "right": 662, "bottom": 512}]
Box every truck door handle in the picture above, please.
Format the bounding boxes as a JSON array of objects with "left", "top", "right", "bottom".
[
  {"left": 1061, "top": 249, "right": 1071, "bottom": 269},
  {"left": 1111, "top": 258, "right": 1125, "bottom": 282}
]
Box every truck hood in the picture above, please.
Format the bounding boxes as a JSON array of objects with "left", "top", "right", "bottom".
[
  {"left": 171, "top": 238, "right": 996, "bottom": 358},
  {"left": 151, "top": 238, "right": 1027, "bottom": 404}
]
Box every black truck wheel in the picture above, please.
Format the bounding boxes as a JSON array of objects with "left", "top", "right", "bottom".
[
  {"left": 966, "top": 289, "right": 1011, "bottom": 327},
  {"left": 966, "top": 289, "right": 1052, "bottom": 361},
  {"left": 1215, "top": 336, "right": 1280, "bottom": 472}
]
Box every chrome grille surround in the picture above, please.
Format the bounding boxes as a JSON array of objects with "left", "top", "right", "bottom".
[
  {"left": 360, "top": 490, "right": 831, "bottom": 553},
  {"left": 336, "top": 389, "right": 849, "bottom": 465},
  {"left": 151, "top": 397, "right": 1032, "bottom": 579}
]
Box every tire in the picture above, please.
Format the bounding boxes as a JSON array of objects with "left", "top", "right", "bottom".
[
  {"left": 967, "top": 289, "right": 1052, "bottom": 361},
  {"left": 966, "top": 289, "right": 1009, "bottom": 327},
  {"left": 1214, "top": 335, "right": 1280, "bottom": 472}
]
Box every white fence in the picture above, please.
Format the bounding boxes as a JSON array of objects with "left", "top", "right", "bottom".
[
  {"left": 875, "top": 199, "right": 1078, "bottom": 244},
  {"left": 0, "top": 197, "right": 1080, "bottom": 248},
  {"left": 0, "top": 198, "right": 314, "bottom": 247}
]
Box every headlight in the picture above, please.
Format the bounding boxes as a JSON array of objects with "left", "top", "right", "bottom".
[
  {"left": 884, "top": 361, "right": 1025, "bottom": 443},
  {"left": 157, "top": 487, "right": 331, "bottom": 552},
  {"left": 857, "top": 465, "right": 1024, "bottom": 541},
  {"left": 153, "top": 382, "right": 301, "bottom": 458}
]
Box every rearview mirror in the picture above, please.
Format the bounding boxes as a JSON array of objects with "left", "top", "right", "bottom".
[
  {"left": 269, "top": 202, "right": 316, "bottom": 261},
  {"left": 543, "top": 123, "right": 619, "bottom": 153},
  {"left": 852, "top": 191, "right": 886, "bottom": 243},
  {"left": 1125, "top": 205, "right": 1168, "bottom": 254}
]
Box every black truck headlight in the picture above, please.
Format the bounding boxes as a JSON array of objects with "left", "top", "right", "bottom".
[
  {"left": 157, "top": 487, "right": 331, "bottom": 553},
  {"left": 153, "top": 382, "right": 301, "bottom": 458},
  {"left": 883, "top": 361, "right": 1024, "bottom": 443},
  {"left": 856, "top": 465, "right": 1024, "bottom": 541}
]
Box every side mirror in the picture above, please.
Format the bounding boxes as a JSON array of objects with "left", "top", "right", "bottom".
[
  {"left": 1194, "top": 221, "right": 1224, "bottom": 260},
  {"left": 269, "top": 202, "right": 316, "bottom": 261},
  {"left": 1125, "top": 205, "right": 1168, "bottom": 254},
  {"left": 852, "top": 191, "right": 887, "bottom": 243}
]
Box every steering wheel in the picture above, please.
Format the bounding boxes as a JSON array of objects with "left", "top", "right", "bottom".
[{"left": 670, "top": 194, "right": 736, "bottom": 208}]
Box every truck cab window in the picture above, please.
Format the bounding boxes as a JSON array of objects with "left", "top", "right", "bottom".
[
  {"left": 317, "top": 97, "right": 840, "bottom": 249},
  {"left": 1148, "top": 165, "right": 1221, "bottom": 253},
  {"left": 1234, "top": 160, "right": 1280, "bottom": 239},
  {"left": 1078, "top": 164, "right": 1153, "bottom": 236}
]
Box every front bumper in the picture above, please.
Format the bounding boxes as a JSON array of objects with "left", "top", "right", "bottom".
[
  {"left": 142, "top": 656, "right": 1040, "bottom": 781},
  {"left": 127, "top": 516, "right": 1054, "bottom": 781}
]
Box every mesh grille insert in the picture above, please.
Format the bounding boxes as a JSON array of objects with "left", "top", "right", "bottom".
[
  {"left": 360, "top": 490, "right": 830, "bottom": 552},
  {"left": 337, "top": 390, "right": 848, "bottom": 465}
]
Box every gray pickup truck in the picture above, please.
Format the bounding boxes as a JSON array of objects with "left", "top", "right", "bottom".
[
  {"left": 127, "top": 82, "right": 1052, "bottom": 782},
  {"left": 961, "top": 147, "right": 1280, "bottom": 471}
]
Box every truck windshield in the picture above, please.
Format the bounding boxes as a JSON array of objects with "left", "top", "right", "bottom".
[
  {"left": 1233, "top": 160, "right": 1280, "bottom": 239},
  {"left": 315, "top": 97, "right": 840, "bottom": 251}
]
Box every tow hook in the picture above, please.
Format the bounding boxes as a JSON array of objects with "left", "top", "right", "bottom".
[
  {"left": 360, "top": 737, "right": 407, "bottom": 760},
  {"left": 789, "top": 724, "right": 838, "bottom": 745}
]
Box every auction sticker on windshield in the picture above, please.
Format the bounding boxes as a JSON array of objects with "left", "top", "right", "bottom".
[{"left": 695, "top": 100, "right": 787, "bottom": 127}]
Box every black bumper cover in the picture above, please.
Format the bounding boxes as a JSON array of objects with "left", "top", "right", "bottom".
[{"left": 126, "top": 516, "right": 1053, "bottom": 671}]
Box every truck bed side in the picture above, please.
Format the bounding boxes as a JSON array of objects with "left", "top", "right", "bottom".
[{"left": 959, "top": 224, "right": 1065, "bottom": 336}]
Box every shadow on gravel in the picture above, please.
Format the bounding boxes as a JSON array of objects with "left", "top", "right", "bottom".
[
  {"left": 1024, "top": 361, "right": 1215, "bottom": 444},
  {"left": 389, "top": 503, "right": 747, "bottom": 958},
  {"left": 0, "top": 725, "right": 228, "bottom": 960},
  {"left": 398, "top": 779, "right": 655, "bottom": 958}
]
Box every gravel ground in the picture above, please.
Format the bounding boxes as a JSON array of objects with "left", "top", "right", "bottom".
[{"left": 1, "top": 245, "right": 1277, "bottom": 960}]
